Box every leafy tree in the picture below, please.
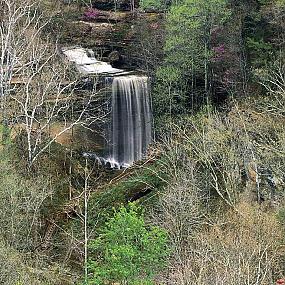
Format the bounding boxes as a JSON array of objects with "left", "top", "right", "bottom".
[
  {"left": 242, "top": 0, "right": 284, "bottom": 69},
  {"left": 139, "top": 0, "right": 166, "bottom": 11},
  {"left": 87, "top": 204, "right": 169, "bottom": 285},
  {"left": 153, "top": 0, "right": 230, "bottom": 117}
]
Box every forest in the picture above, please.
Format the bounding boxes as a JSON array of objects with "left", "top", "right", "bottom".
[{"left": 0, "top": 0, "right": 284, "bottom": 284}]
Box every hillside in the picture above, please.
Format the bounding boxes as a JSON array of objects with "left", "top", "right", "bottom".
[{"left": 0, "top": 0, "right": 284, "bottom": 284}]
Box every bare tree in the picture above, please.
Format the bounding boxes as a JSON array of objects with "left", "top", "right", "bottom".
[
  {"left": 0, "top": 0, "right": 46, "bottom": 110},
  {"left": 1, "top": 0, "right": 107, "bottom": 167},
  {"left": 11, "top": 49, "right": 104, "bottom": 166}
]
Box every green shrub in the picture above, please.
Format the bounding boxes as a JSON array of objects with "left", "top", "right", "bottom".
[
  {"left": 87, "top": 203, "right": 169, "bottom": 285},
  {"left": 139, "top": 0, "right": 166, "bottom": 11}
]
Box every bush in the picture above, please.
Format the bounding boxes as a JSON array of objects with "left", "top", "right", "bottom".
[
  {"left": 87, "top": 203, "right": 169, "bottom": 285},
  {"left": 139, "top": 0, "right": 166, "bottom": 11},
  {"left": 160, "top": 202, "right": 284, "bottom": 284},
  {"left": 82, "top": 8, "right": 99, "bottom": 21}
]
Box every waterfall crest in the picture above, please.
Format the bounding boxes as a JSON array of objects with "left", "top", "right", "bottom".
[{"left": 109, "top": 75, "right": 152, "bottom": 167}]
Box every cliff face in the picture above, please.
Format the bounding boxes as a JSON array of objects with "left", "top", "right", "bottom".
[{"left": 55, "top": 1, "right": 164, "bottom": 71}]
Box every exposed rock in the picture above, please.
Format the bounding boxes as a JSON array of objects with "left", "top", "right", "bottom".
[
  {"left": 57, "top": 5, "right": 164, "bottom": 69},
  {"left": 108, "top": 50, "right": 121, "bottom": 65},
  {"left": 63, "top": 21, "right": 126, "bottom": 46},
  {"left": 49, "top": 123, "right": 106, "bottom": 153},
  {"left": 84, "top": 10, "right": 136, "bottom": 22}
]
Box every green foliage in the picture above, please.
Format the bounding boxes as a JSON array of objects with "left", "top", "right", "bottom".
[
  {"left": 277, "top": 207, "right": 285, "bottom": 228},
  {"left": 86, "top": 158, "right": 168, "bottom": 231},
  {"left": 0, "top": 149, "right": 69, "bottom": 284},
  {"left": 246, "top": 37, "right": 274, "bottom": 67},
  {"left": 0, "top": 238, "right": 65, "bottom": 285},
  {"left": 87, "top": 204, "right": 169, "bottom": 285},
  {"left": 276, "top": 0, "right": 285, "bottom": 6},
  {"left": 0, "top": 124, "right": 11, "bottom": 146},
  {"left": 139, "top": 0, "right": 166, "bottom": 11},
  {"left": 242, "top": 0, "right": 284, "bottom": 69},
  {"left": 153, "top": 0, "right": 230, "bottom": 117}
]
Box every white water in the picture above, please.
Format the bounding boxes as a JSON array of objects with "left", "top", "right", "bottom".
[
  {"left": 62, "top": 47, "right": 124, "bottom": 75},
  {"left": 83, "top": 152, "right": 122, "bottom": 169},
  {"left": 109, "top": 75, "right": 152, "bottom": 166},
  {"left": 62, "top": 47, "right": 152, "bottom": 168}
]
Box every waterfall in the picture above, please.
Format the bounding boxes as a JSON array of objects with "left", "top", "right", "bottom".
[
  {"left": 108, "top": 75, "right": 152, "bottom": 167},
  {"left": 63, "top": 47, "right": 153, "bottom": 168}
]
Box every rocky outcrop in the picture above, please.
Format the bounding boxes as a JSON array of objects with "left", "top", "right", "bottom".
[
  {"left": 84, "top": 10, "right": 136, "bottom": 22},
  {"left": 60, "top": 11, "right": 163, "bottom": 69},
  {"left": 91, "top": 0, "right": 140, "bottom": 11},
  {"left": 57, "top": 0, "right": 164, "bottom": 70}
]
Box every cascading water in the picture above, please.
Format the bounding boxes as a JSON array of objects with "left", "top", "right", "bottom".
[
  {"left": 108, "top": 75, "right": 152, "bottom": 167},
  {"left": 63, "top": 47, "right": 153, "bottom": 168}
]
